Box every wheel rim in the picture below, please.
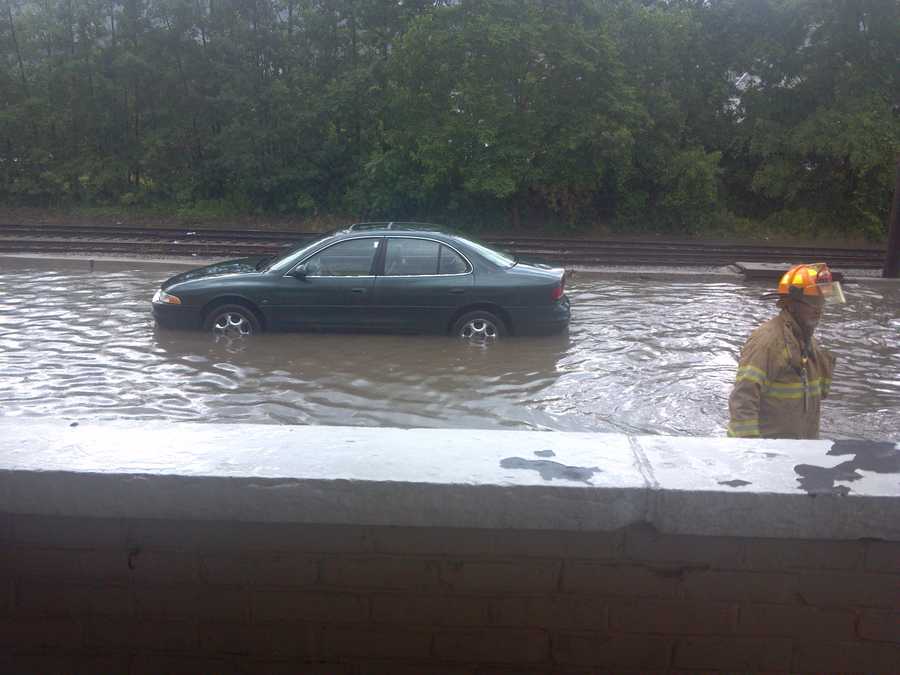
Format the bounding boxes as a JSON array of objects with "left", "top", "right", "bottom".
[
  {"left": 459, "top": 318, "right": 499, "bottom": 341},
  {"left": 212, "top": 312, "right": 253, "bottom": 337}
]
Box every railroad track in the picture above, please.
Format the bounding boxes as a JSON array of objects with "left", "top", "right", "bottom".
[{"left": 0, "top": 223, "right": 887, "bottom": 268}]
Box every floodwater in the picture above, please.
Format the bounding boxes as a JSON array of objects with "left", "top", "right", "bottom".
[{"left": 1, "top": 257, "right": 898, "bottom": 440}]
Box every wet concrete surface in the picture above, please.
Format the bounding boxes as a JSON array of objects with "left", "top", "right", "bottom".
[
  {"left": 1, "top": 256, "right": 898, "bottom": 440},
  {"left": 794, "top": 439, "right": 900, "bottom": 495}
]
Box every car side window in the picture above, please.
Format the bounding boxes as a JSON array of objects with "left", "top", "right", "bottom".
[
  {"left": 439, "top": 245, "right": 469, "bottom": 275},
  {"left": 303, "top": 238, "right": 379, "bottom": 276},
  {"left": 384, "top": 238, "right": 440, "bottom": 276}
]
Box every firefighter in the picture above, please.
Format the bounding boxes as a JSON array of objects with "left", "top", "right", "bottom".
[{"left": 728, "top": 262, "right": 846, "bottom": 439}]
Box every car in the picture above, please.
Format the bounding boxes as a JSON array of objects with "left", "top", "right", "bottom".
[{"left": 152, "top": 223, "right": 570, "bottom": 340}]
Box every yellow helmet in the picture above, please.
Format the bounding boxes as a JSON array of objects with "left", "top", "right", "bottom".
[{"left": 777, "top": 263, "right": 845, "bottom": 305}]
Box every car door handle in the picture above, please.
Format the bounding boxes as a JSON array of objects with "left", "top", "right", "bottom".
[
  {"left": 351, "top": 288, "right": 367, "bottom": 294},
  {"left": 449, "top": 288, "right": 466, "bottom": 295}
]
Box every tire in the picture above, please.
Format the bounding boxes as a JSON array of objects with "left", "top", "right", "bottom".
[
  {"left": 203, "top": 304, "right": 261, "bottom": 338},
  {"left": 452, "top": 310, "right": 505, "bottom": 341}
]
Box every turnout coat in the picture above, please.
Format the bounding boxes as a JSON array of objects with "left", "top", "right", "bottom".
[{"left": 728, "top": 309, "right": 836, "bottom": 439}]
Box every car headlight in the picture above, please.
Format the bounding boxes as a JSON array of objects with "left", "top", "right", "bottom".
[{"left": 152, "top": 289, "right": 182, "bottom": 305}]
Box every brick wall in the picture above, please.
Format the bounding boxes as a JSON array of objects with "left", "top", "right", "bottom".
[{"left": 1, "top": 512, "right": 897, "bottom": 674}]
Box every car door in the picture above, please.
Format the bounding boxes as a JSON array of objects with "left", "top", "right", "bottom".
[
  {"left": 371, "top": 237, "right": 474, "bottom": 333},
  {"left": 268, "top": 237, "right": 381, "bottom": 331}
]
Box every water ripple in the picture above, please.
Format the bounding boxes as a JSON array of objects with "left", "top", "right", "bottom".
[{"left": 0, "top": 259, "right": 897, "bottom": 439}]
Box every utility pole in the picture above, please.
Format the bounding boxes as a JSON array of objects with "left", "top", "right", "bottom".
[{"left": 883, "top": 154, "right": 900, "bottom": 278}]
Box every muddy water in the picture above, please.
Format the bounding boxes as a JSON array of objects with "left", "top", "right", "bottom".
[{"left": 1, "top": 258, "right": 898, "bottom": 440}]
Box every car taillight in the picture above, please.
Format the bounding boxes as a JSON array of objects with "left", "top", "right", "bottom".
[{"left": 551, "top": 275, "right": 566, "bottom": 301}]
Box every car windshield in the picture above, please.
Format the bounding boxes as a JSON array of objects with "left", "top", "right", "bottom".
[
  {"left": 259, "top": 234, "right": 331, "bottom": 271},
  {"left": 454, "top": 235, "right": 517, "bottom": 268}
]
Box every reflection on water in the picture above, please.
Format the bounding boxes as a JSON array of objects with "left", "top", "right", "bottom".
[{"left": 1, "top": 258, "right": 898, "bottom": 439}]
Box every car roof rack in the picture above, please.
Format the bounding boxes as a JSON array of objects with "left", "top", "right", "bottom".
[{"left": 347, "top": 221, "right": 452, "bottom": 232}]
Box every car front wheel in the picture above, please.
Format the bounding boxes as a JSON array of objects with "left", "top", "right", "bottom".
[
  {"left": 452, "top": 310, "right": 505, "bottom": 341},
  {"left": 203, "top": 304, "right": 261, "bottom": 338}
]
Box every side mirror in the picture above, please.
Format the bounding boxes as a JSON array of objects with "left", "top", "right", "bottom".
[{"left": 290, "top": 264, "right": 308, "bottom": 279}]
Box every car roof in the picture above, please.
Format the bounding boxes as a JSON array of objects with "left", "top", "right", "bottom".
[{"left": 342, "top": 221, "right": 454, "bottom": 236}]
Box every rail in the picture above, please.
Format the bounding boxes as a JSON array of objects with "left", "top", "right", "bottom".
[{"left": 0, "top": 223, "right": 887, "bottom": 268}]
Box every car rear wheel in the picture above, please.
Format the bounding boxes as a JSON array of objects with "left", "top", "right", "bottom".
[
  {"left": 453, "top": 310, "right": 505, "bottom": 341},
  {"left": 203, "top": 304, "right": 261, "bottom": 338}
]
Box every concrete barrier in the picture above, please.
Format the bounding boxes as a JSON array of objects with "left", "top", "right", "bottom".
[{"left": 1, "top": 419, "right": 898, "bottom": 672}]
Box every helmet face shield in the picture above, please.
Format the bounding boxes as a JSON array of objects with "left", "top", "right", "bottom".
[
  {"left": 778, "top": 263, "right": 846, "bottom": 306},
  {"left": 814, "top": 280, "right": 845, "bottom": 305}
]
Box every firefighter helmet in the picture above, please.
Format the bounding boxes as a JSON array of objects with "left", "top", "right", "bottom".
[{"left": 777, "top": 263, "right": 845, "bottom": 305}]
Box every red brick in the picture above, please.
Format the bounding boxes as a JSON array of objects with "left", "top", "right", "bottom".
[
  {"left": 562, "top": 562, "right": 682, "bottom": 598},
  {"left": 130, "top": 654, "right": 245, "bottom": 675},
  {"left": 133, "top": 585, "right": 249, "bottom": 620},
  {"left": 14, "top": 582, "right": 131, "bottom": 616},
  {"left": 859, "top": 610, "right": 900, "bottom": 643},
  {"left": 489, "top": 596, "right": 607, "bottom": 630},
  {"left": 866, "top": 542, "right": 900, "bottom": 573},
  {"left": 127, "top": 518, "right": 254, "bottom": 552},
  {"left": 797, "top": 572, "right": 900, "bottom": 608},
  {"left": 85, "top": 617, "right": 197, "bottom": 651},
  {"left": 0, "top": 541, "right": 11, "bottom": 576},
  {"left": 77, "top": 548, "right": 135, "bottom": 582},
  {"left": 682, "top": 570, "right": 797, "bottom": 603},
  {"left": 124, "top": 549, "right": 198, "bottom": 583},
  {"left": 744, "top": 538, "right": 862, "bottom": 571},
  {"left": 321, "top": 556, "right": 441, "bottom": 590},
  {"left": 199, "top": 621, "right": 317, "bottom": 657},
  {"left": 793, "top": 640, "right": 900, "bottom": 672},
  {"left": 0, "top": 652, "right": 73, "bottom": 675},
  {"left": 0, "top": 618, "right": 83, "bottom": 648},
  {"left": 74, "top": 653, "right": 133, "bottom": 675},
  {"left": 433, "top": 628, "right": 549, "bottom": 663},
  {"left": 374, "top": 594, "right": 488, "bottom": 626},
  {"left": 491, "top": 529, "right": 620, "bottom": 560},
  {"left": 369, "top": 526, "right": 504, "bottom": 557},
  {"left": 363, "top": 665, "right": 472, "bottom": 675},
  {"left": 609, "top": 599, "right": 736, "bottom": 635},
  {"left": 12, "top": 514, "right": 125, "bottom": 549},
  {"left": 201, "top": 553, "right": 318, "bottom": 586},
  {"left": 13, "top": 547, "right": 133, "bottom": 584},
  {"left": 553, "top": 633, "right": 672, "bottom": 668},
  {"left": 253, "top": 590, "right": 367, "bottom": 623},
  {"left": 371, "top": 527, "right": 620, "bottom": 560},
  {"left": 737, "top": 604, "right": 856, "bottom": 640},
  {"left": 442, "top": 559, "right": 560, "bottom": 593},
  {"left": 244, "top": 661, "right": 356, "bottom": 675},
  {"left": 10, "top": 547, "right": 82, "bottom": 579},
  {"left": 322, "top": 625, "right": 431, "bottom": 659},
  {"left": 78, "top": 548, "right": 198, "bottom": 584},
  {"left": 477, "top": 669, "right": 597, "bottom": 675},
  {"left": 674, "top": 636, "right": 791, "bottom": 670},
  {"left": 127, "top": 519, "right": 373, "bottom": 554},
  {"left": 5, "top": 652, "right": 129, "bottom": 675},
  {"left": 1, "top": 577, "right": 10, "bottom": 615},
  {"left": 624, "top": 528, "right": 744, "bottom": 568}
]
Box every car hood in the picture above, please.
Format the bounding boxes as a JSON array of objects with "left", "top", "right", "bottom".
[{"left": 162, "top": 256, "right": 266, "bottom": 288}]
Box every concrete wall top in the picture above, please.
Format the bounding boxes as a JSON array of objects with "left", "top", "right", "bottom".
[{"left": 1, "top": 419, "right": 898, "bottom": 541}]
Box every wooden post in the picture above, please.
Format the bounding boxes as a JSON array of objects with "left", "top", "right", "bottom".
[{"left": 883, "top": 154, "right": 900, "bottom": 278}]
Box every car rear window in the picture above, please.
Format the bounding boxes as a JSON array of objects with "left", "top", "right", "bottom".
[
  {"left": 454, "top": 236, "right": 516, "bottom": 268},
  {"left": 384, "top": 238, "right": 440, "bottom": 275},
  {"left": 438, "top": 245, "right": 469, "bottom": 274}
]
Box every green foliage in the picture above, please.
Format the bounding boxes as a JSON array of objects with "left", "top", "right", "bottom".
[{"left": 0, "top": 0, "right": 896, "bottom": 237}]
